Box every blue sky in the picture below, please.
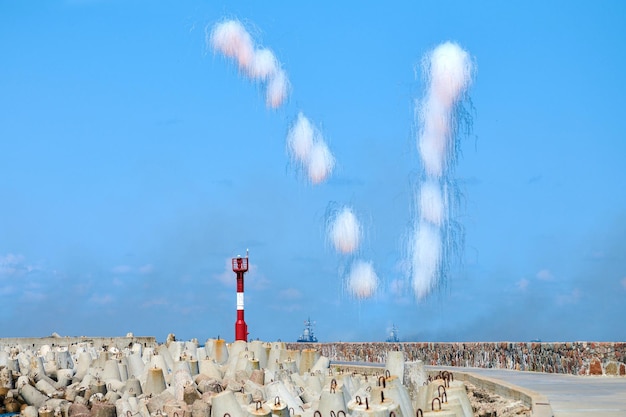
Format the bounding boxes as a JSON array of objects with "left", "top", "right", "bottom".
[{"left": 1, "top": 1, "right": 625, "bottom": 343}]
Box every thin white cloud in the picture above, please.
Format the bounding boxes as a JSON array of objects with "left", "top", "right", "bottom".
[
  {"left": 556, "top": 288, "right": 581, "bottom": 306},
  {"left": 590, "top": 250, "right": 605, "bottom": 260},
  {"left": 0, "top": 253, "right": 39, "bottom": 278},
  {"left": 278, "top": 288, "right": 302, "bottom": 300},
  {"left": 111, "top": 264, "right": 154, "bottom": 276},
  {"left": 112, "top": 265, "right": 133, "bottom": 274},
  {"left": 214, "top": 258, "right": 236, "bottom": 287},
  {"left": 536, "top": 269, "right": 554, "bottom": 281},
  {"left": 0, "top": 253, "right": 25, "bottom": 265},
  {"left": 516, "top": 278, "right": 529, "bottom": 291},
  {"left": 270, "top": 303, "right": 302, "bottom": 313},
  {"left": 0, "top": 286, "right": 15, "bottom": 296},
  {"left": 141, "top": 298, "right": 168, "bottom": 308},
  {"left": 21, "top": 291, "right": 47, "bottom": 302},
  {"left": 89, "top": 294, "right": 114, "bottom": 305},
  {"left": 139, "top": 264, "right": 154, "bottom": 275}
]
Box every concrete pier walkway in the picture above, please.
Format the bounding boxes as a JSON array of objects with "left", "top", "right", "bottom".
[{"left": 431, "top": 366, "right": 626, "bottom": 417}]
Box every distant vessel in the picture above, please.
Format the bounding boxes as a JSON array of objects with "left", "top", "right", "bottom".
[
  {"left": 297, "top": 317, "right": 318, "bottom": 343},
  {"left": 386, "top": 324, "right": 400, "bottom": 342}
]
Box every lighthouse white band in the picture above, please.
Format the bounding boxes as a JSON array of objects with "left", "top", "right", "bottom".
[{"left": 237, "top": 292, "right": 244, "bottom": 310}]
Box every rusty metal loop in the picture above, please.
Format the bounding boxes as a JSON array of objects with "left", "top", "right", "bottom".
[
  {"left": 127, "top": 412, "right": 132, "bottom": 417},
  {"left": 365, "top": 397, "right": 369, "bottom": 410},
  {"left": 224, "top": 414, "right": 231, "bottom": 417},
  {"left": 381, "top": 391, "right": 385, "bottom": 402},
  {"left": 416, "top": 410, "right": 423, "bottom": 417},
  {"left": 289, "top": 408, "right": 294, "bottom": 415},
  {"left": 256, "top": 401, "right": 262, "bottom": 411},
  {"left": 441, "top": 391, "right": 447, "bottom": 403},
  {"left": 173, "top": 413, "right": 179, "bottom": 417},
  {"left": 385, "top": 370, "right": 390, "bottom": 379},
  {"left": 431, "top": 397, "right": 441, "bottom": 412},
  {"left": 274, "top": 396, "right": 281, "bottom": 406},
  {"left": 389, "top": 412, "right": 396, "bottom": 417},
  {"left": 337, "top": 412, "right": 345, "bottom": 417},
  {"left": 314, "top": 412, "right": 322, "bottom": 417},
  {"left": 378, "top": 376, "right": 386, "bottom": 388},
  {"left": 437, "top": 385, "right": 446, "bottom": 397},
  {"left": 366, "top": 386, "right": 372, "bottom": 392},
  {"left": 330, "top": 411, "right": 336, "bottom": 417},
  {"left": 355, "top": 396, "right": 362, "bottom": 405}
]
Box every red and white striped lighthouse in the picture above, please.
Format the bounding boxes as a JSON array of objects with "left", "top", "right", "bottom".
[{"left": 232, "top": 251, "right": 249, "bottom": 341}]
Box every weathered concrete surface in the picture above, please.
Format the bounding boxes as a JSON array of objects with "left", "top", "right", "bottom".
[{"left": 288, "top": 342, "right": 626, "bottom": 376}]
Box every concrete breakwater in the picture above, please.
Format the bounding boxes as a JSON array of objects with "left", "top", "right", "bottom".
[
  {"left": 0, "top": 336, "right": 482, "bottom": 417},
  {"left": 286, "top": 342, "right": 626, "bottom": 376}
]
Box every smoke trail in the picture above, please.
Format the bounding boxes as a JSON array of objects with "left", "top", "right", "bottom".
[
  {"left": 327, "top": 206, "right": 362, "bottom": 254},
  {"left": 209, "top": 19, "right": 290, "bottom": 108},
  {"left": 286, "top": 112, "right": 335, "bottom": 184},
  {"left": 409, "top": 41, "right": 474, "bottom": 301},
  {"left": 346, "top": 260, "right": 379, "bottom": 299}
]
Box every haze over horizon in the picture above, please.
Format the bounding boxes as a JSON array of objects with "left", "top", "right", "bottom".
[{"left": 1, "top": 1, "right": 625, "bottom": 343}]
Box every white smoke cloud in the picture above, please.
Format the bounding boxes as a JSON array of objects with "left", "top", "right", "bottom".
[
  {"left": 328, "top": 206, "right": 362, "bottom": 254},
  {"left": 209, "top": 19, "right": 290, "bottom": 109},
  {"left": 286, "top": 112, "right": 335, "bottom": 184},
  {"left": 286, "top": 112, "right": 315, "bottom": 163},
  {"left": 426, "top": 41, "right": 473, "bottom": 107},
  {"left": 418, "top": 180, "right": 445, "bottom": 227},
  {"left": 410, "top": 221, "right": 442, "bottom": 300},
  {"left": 265, "top": 68, "right": 290, "bottom": 108},
  {"left": 346, "top": 260, "right": 379, "bottom": 299},
  {"left": 307, "top": 141, "right": 335, "bottom": 184},
  {"left": 209, "top": 20, "right": 255, "bottom": 71},
  {"left": 409, "top": 41, "right": 474, "bottom": 301},
  {"left": 247, "top": 48, "right": 278, "bottom": 80}
]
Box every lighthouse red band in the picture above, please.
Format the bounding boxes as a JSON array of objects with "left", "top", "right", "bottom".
[{"left": 232, "top": 253, "right": 249, "bottom": 341}]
